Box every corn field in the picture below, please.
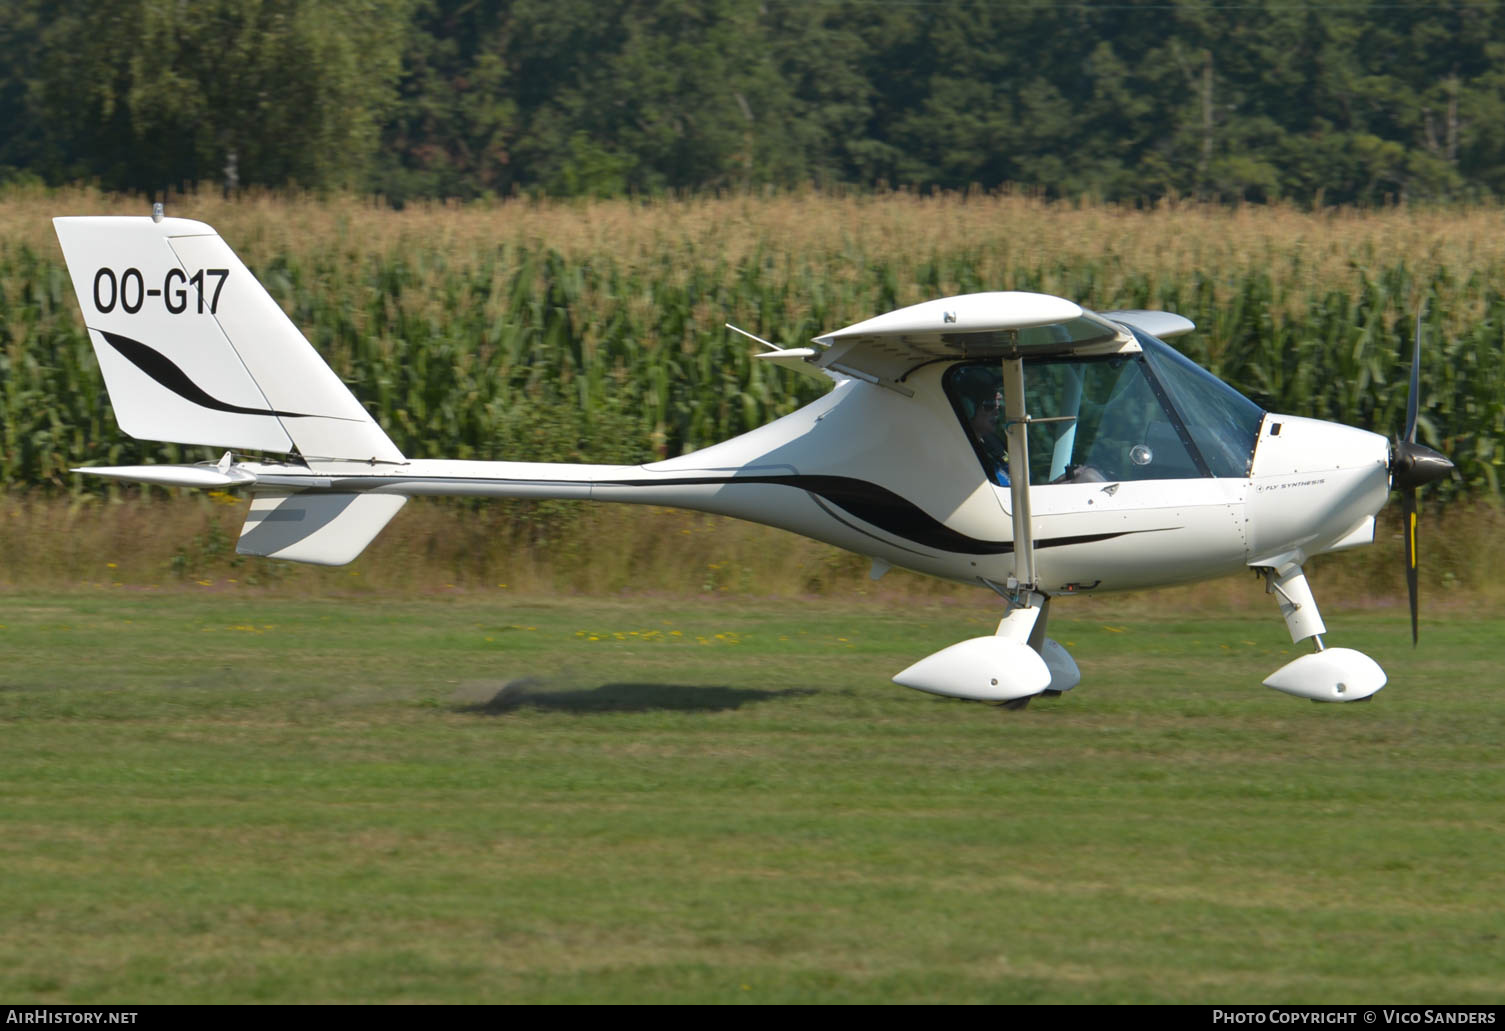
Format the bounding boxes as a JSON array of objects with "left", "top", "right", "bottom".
[{"left": 3, "top": 188, "right": 1503, "bottom": 499}]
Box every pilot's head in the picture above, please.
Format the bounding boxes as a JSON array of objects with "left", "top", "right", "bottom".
[{"left": 971, "top": 389, "right": 1002, "bottom": 437}]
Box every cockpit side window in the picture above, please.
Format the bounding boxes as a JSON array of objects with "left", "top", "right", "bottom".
[
  {"left": 945, "top": 365, "right": 1011, "bottom": 486},
  {"left": 1026, "top": 355, "right": 1203, "bottom": 483},
  {"left": 944, "top": 357, "right": 1205, "bottom": 485}
]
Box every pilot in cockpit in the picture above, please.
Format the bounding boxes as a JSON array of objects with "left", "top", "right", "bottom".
[{"left": 966, "top": 386, "right": 1010, "bottom": 487}]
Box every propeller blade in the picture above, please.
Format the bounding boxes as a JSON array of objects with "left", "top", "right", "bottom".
[
  {"left": 1402, "top": 486, "right": 1419, "bottom": 646},
  {"left": 1391, "top": 305, "right": 1452, "bottom": 647}
]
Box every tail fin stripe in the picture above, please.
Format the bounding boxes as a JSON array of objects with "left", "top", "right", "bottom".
[{"left": 97, "top": 330, "right": 329, "bottom": 420}]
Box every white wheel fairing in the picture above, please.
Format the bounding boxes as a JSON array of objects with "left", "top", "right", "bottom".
[
  {"left": 1263, "top": 648, "right": 1387, "bottom": 702},
  {"left": 893, "top": 636, "right": 1052, "bottom": 702}
]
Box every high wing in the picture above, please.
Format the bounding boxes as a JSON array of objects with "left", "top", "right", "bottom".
[
  {"left": 792, "top": 292, "right": 1136, "bottom": 392},
  {"left": 1098, "top": 309, "right": 1196, "bottom": 340},
  {"left": 739, "top": 295, "right": 1198, "bottom": 393}
]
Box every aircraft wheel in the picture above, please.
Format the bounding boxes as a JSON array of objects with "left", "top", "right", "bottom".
[{"left": 999, "top": 695, "right": 1032, "bottom": 711}]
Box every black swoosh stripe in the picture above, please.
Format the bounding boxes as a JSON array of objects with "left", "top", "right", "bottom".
[
  {"left": 96, "top": 329, "right": 321, "bottom": 419},
  {"left": 617, "top": 473, "right": 1146, "bottom": 555},
  {"left": 805, "top": 493, "right": 935, "bottom": 557}
]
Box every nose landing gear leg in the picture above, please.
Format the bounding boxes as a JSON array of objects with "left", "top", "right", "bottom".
[{"left": 1260, "top": 561, "right": 1386, "bottom": 702}]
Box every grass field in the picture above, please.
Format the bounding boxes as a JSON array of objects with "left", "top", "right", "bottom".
[{"left": 1, "top": 589, "right": 1500, "bottom": 1003}]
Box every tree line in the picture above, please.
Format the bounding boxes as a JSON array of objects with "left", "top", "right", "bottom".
[{"left": 3, "top": 0, "right": 1503, "bottom": 205}]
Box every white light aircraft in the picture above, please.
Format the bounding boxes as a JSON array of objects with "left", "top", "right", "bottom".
[{"left": 52, "top": 211, "right": 1453, "bottom": 706}]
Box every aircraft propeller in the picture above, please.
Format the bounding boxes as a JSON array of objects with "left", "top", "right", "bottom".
[{"left": 1389, "top": 310, "right": 1455, "bottom": 644}]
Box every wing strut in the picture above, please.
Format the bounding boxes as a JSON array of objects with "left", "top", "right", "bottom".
[
  {"left": 1000, "top": 355, "right": 1076, "bottom": 593},
  {"left": 999, "top": 355, "right": 1035, "bottom": 590},
  {"left": 1001, "top": 356, "right": 1037, "bottom": 591}
]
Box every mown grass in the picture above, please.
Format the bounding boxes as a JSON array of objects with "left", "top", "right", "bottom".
[{"left": 0, "top": 591, "right": 1500, "bottom": 1003}]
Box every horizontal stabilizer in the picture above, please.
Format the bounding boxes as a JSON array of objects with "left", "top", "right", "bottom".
[
  {"left": 808, "top": 292, "right": 1129, "bottom": 387},
  {"left": 73, "top": 464, "right": 257, "bottom": 489},
  {"left": 237, "top": 492, "right": 406, "bottom": 566}
]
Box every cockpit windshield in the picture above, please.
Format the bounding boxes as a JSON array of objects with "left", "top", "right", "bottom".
[
  {"left": 1131, "top": 329, "right": 1264, "bottom": 478},
  {"left": 945, "top": 341, "right": 1263, "bottom": 486}
]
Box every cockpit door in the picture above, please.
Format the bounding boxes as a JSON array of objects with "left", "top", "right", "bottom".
[{"left": 949, "top": 354, "right": 1251, "bottom": 591}]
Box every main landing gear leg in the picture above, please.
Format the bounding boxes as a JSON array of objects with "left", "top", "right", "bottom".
[
  {"left": 1260, "top": 561, "right": 1386, "bottom": 702},
  {"left": 996, "top": 595, "right": 1081, "bottom": 705}
]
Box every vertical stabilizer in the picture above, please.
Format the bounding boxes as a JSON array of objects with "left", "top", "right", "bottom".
[{"left": 52, "top": 216, "right": 403, "bottom": 463}]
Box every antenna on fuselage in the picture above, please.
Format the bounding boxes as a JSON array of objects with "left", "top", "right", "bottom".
[{"left": 725, "top": 323, "right": 779, "bottom": 351}]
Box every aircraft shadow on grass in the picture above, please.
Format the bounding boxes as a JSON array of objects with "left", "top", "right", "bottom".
[{"left": 454, "top": 680, "right": 817, "bottom": 715}]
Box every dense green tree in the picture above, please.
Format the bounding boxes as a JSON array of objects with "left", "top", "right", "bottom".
[
  {"left": 7, "top": 0, "right": 1505, "bottom": 205},
  {"left": 0, "top": 1, "right": 51, "bottom": 183},
  {"left": 750, "top": 2, "right": 886, "bottom": 188},
  {"left": 502, "top": 0, "right": 799, "bottom": 195},
  {"left": 33, "top": 0, "right": 410, "bottom": 194},
  {"left": 375, "top": 0, "right": 517, "bottom": 203}
]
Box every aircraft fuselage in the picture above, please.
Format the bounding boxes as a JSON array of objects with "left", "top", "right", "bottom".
[{"left": 238, "top": 362, "right": 1392, "bottom": 595}]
